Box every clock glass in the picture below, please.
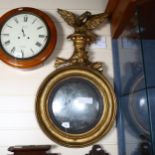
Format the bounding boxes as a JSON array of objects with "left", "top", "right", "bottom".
[{"left": 0, "top": 13, "right": 48, "bottom": 59}]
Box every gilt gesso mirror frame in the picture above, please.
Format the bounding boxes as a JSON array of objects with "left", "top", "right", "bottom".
[
  {"left": 35, "top": 9, "right": 117, "bottom": 147},
  {"left": 36, "top": 66, "right": 116, "bottom": 147}
]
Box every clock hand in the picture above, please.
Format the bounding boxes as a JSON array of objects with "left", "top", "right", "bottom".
[{"left": 21, "top": 28, "right": 26, "bottom": 37}]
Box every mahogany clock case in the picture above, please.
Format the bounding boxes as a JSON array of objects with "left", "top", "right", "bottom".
[{"left": 0, "top": 7, "right": 57, "bottom": 68}]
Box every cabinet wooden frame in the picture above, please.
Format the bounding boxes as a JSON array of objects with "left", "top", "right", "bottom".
[
  {"left": 106, "top": 0, "right": 137, "bottom": 38},
  {"left": 106, "top": 0, "right": 148, "bottom": 38}
]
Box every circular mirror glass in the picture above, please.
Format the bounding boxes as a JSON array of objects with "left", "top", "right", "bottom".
[{"left": 48, "top": 77, "right": 103, "bottom": 134}]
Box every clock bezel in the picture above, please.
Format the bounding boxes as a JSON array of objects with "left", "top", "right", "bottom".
[{"left": 0, "top": 7, "right": 57, "bottom": 68}]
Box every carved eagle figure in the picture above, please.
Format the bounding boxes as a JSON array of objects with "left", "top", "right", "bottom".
[{"left": 57, "top": 9, "right": 109, "bottom": 42}]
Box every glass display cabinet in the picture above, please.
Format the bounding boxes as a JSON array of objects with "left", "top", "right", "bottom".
[{"left": 106, "top": 0, "right": 155, "bottom": 154}]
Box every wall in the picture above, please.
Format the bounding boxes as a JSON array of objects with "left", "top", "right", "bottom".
[{"left": 0, "top": 0, "right": 118, "bottom": 155}]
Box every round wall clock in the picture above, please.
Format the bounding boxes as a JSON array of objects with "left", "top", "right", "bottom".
[{"left": 0, "top": 7, "right": 57, "bottom": 68}]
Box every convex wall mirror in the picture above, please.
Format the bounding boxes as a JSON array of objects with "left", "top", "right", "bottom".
[
  {"left": 36, "top": 9, "right": 117, "bottom": 147},
  {"left": 0, "top": 7, "right": 57, "bottom": 68}
]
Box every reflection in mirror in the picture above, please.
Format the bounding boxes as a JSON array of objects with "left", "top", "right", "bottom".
[
  {"left": 48, "top": 77, "right": 103, "bottom": 134},
  {"left": 129, "top": 75, "right": 150, "bottom": 135}
]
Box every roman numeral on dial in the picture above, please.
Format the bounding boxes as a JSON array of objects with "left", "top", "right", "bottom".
[
  {"left": 1, "top": 33, "right": 9, "bottom": 36},
  {"left": 11, "top": 47, "right": 15, "bottom": 53},
  {"left": 39, "top": 35, "right": 46, "bottom": 38},
  {"left": 37, "top": 26, "right": 44, "bottom": 30},
  {"left": 24, "top": 15, "right": 28, "bottom": 22},
  {"left": 14, "top": 18, "right": 19, "bottom": 24},
  {"left": 6, "top": 24, "right": 13, "bottom": 28},
  {"left": 21, "top": 50, "right": 24, "bottom": 58},
  {"left": 32, "top": 18, "right": 37, "bottom": 24},
  {"left": 35, "top": 42, "right": 42, "bottom": 47},
  {"left": 4, "top": 40, "right": 10, "bottom": 46},
  {"left": 30, "top": 48, "right": 35, "bottom": 54}
]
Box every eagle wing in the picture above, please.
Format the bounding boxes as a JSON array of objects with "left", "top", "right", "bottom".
[
  {"left": 57, "top": 9, "right": 77, "bottom": 26},
  {"left": 84, "top": 13, "right": 109, "bottom": 30}
]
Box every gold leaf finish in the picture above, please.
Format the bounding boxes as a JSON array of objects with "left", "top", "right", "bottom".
[
  {"left": 55, "top": 9, "right": 109, "bottom": 72},
  {"left": 36, "top": 66, "right": 117, "bottom": 147},
  {"left": 36, "top": 9, "right": 117, "bottom": 148}
]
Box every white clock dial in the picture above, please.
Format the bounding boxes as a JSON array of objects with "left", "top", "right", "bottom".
[{"left": 0, "top": 13, "right": 48, "bottom": 59}]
